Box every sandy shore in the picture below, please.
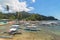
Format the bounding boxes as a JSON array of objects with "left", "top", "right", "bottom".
[
  {"left": 0, "top": 21, "right": 60, "bottom": 40},
  {"left": 0, "top": 38, "right": 6, "bottom": 40}
]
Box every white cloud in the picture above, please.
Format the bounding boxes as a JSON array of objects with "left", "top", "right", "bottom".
[
  {"left": 32, "top": 0, "right": 35, "bottom": 3},
  {"left": 0, "top": 0, "right": 34, "bottom": 13},
  {"left": 0, "top": 5, "right": 2, "bottom": 12}
]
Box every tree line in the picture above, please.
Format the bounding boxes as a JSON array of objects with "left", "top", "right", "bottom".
[{"left": 0, "top": 11, "right": 58, "bottom": 21}]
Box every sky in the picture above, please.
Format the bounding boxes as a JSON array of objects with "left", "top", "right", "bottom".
[{"left": 0, "top": 0, "right": 60, "bottom": 19}]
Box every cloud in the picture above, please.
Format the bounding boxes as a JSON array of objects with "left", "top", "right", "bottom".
[
  {"left": 0, "top": 0, "right": 34, "bottom": 13},
  {"left": 32, "top": 0, "right": 35, "bottom": 3},
  {"left": 0, "top": 5, "right": 2, "bottom": 12}
]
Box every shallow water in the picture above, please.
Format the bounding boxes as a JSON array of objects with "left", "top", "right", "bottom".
[
  {"left": 38, "top": 24, "right": 60, "bottom": 35},
  {"left": 21, "top": 20, "right": 60, "bottom": 35},
  {"left": 0, "top": 20, "right": 60, "bottom": 36},
  {"left": 47, "top": 26, "right": 60, "bottom": 35},
  {"left": 0, "top": 22, "right": 7, "bottom": 25}
]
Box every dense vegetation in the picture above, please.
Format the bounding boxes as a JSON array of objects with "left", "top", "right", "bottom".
[{"left": 0, "top": 11, "right": 58, "bottom": 21}]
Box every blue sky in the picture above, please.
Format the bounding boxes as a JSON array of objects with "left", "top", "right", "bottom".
[
  {"left": 0, "top": 0, "right": 60, "bottom": 19},
  {"left": 25, "top": 0, "right": 60, "bottom": 19}
]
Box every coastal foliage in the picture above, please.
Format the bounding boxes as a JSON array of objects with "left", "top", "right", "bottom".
[{"left": 0, "top": 11, "right": 58, "bottom": 21}]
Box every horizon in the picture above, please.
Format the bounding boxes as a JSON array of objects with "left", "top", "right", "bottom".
[{"left": 0, "top": 0, "right": 60, "bottom": 20}]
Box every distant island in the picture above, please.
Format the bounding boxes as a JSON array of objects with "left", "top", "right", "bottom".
[{"left": 0, "top": 11, "right": 58, "bottom": 21}]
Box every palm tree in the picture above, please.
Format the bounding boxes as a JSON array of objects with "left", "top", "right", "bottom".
[
  {"left": 6, "top": 5, "right": 9, "bottom": 11},
  {"left": 16, "top": 12, "right": 20, "bottom": 24}
]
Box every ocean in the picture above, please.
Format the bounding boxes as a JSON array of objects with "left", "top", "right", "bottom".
[{"left": 38, "top": 20, "right": 60, "bottom": 35}]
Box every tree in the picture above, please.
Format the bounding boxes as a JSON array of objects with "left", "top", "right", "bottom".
[
  {"left": 0, "top": 13, "right": 3, "bottom": 19},
  {"left": 9, "top": 15, "right": 15, "bottom": 20},
  {"left": 0, "top": 11, "right": 58, "bottom": 20},
  {"left": 47, "top": 16, "right": 57, "bottom": 20},
  {"left": 6, "top": 5, "right": 9, "bottom": 11},
  {"left": 16, "top": 12, "right": 22, "bottom": 20},
  {"left": 25, "top": 14, "right": 43, "bottom": 21}
]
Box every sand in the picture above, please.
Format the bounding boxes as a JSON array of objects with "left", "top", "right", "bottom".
[
  {"left": 0, "top": 21, "right": 60, "bottom": 40},
  {"left": 0, "top": 38, "right": 6, "bottom": 40}
]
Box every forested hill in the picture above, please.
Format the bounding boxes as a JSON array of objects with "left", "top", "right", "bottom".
[{"left": 0, "top": 11, "right": 58, "bottom": 21}]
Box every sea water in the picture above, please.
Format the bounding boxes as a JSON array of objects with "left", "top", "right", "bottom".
[
  {"left": 48, "top": 26, "right": 60, "bottom": 35},
  {"left": 38, "top": 21, "right": 60, "bottom": 35},
  {"left": 0, "top": 22, "right": 7, "bottom": 24}
]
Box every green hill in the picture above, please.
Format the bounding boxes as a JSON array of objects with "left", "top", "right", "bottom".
[{"left": 0, "top": 11, "right": 58, "bottom": 21}]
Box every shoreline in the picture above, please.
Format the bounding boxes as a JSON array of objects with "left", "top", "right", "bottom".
[{"left": 0, "top": 21, "right": 60, "bottom": 40}]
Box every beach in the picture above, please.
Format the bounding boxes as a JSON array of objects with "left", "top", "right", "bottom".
[{"left": 0, "top": 21, "right": 60, "bottom": 40}]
